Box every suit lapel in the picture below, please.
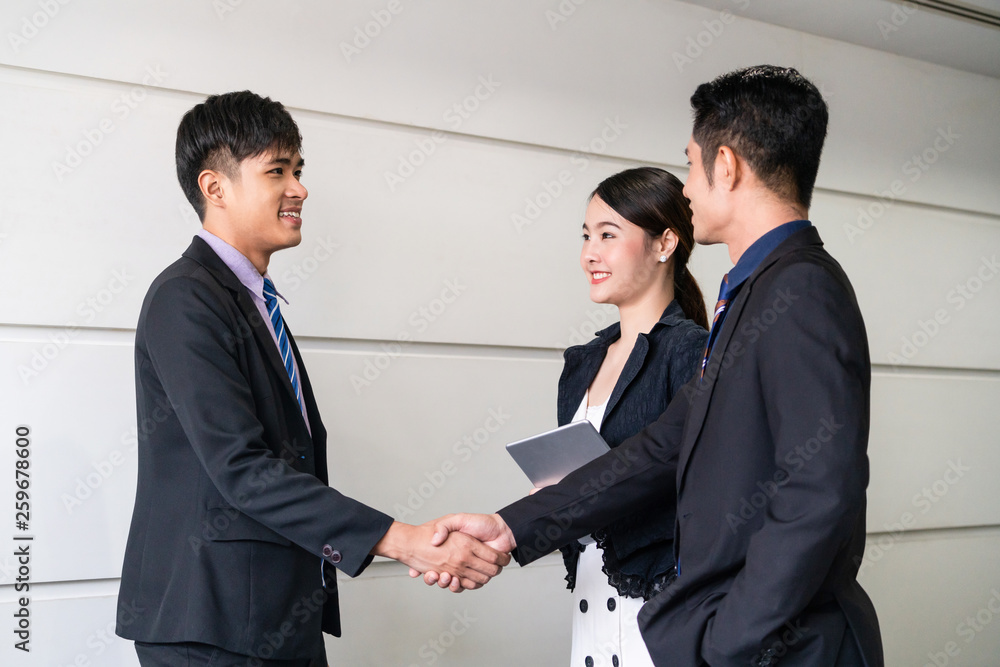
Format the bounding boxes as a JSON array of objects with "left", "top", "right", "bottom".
[
  {"left": 569, "top": 304, "right": 677, "bottom": 426},
  {"left": 675, "top": 285, "right": 752, "bottom": 493},
  {"left": 604, "top": 334, "right": 648, "bottom": 420},
  {"left": 182, "top": 237, "right": 309, "bottom": 433},
  {"left": 287, "top": 330, "right": 325, "bottom": 477},
  {"left": 674, "top": 226, "right": 825, "bottom": 494},
  {"left": 558, "top": 348, "right": 602, "bottom": 426},
  {"left": 232, "top": 287, "right": 307, "bottom": 420},
  {"left": 558, "top": 324, "right": 619, "bottom": 426}
]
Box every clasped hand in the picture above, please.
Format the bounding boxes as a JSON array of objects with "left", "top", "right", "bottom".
[
  {"left": 373, "top": 519, "right": 512, "bottom": 592},
  {"left": 405, "top": 513, "right": 517, "bottom": 592}
]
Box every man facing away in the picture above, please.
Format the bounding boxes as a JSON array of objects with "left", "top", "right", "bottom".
[
  {"left": 116, "top": 91, "right": 508, "bottom": 667},
  {"left": 426, "top": 66, "right": 884, "bottom": 667}
]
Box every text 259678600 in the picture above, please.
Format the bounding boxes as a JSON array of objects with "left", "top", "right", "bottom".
[{"left": 13, "top": 425, "right": 32, "bottom": 653}]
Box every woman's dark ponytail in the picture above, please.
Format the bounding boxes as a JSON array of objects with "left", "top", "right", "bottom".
[{"left": 674, "top": 264, "right": 708, "bottom": 330}]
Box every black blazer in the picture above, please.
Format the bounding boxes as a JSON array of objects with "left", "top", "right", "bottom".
[
  {"left": 116, "top": 237, "right": 394, "bottom": 660},
  {"left": 557, "top": 301, "right": 706, "bottom": 599},
  {"left": 499, "top": 227, "right": 883, "bottom": 666}
]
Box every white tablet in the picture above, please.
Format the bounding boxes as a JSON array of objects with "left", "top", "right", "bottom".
[{"left": 505, "top": 420, "right": 611, "bottom": 488}]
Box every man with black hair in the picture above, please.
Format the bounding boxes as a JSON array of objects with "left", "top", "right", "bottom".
[
  {"left": 426, "top": 66, "right": 883, "bottom": 666},
  {"left": 116, "top": 91, "right": 508, "bottom": 666}
]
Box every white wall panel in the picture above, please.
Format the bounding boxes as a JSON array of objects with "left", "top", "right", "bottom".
[
  {"left": 0, "top": 584, "right": 135, "bottom": 667},
  {"left": 810, "top": 194, "right": 1000, "bottom": 372},
  {"left": 858, "top": 528, "right": 1000, "bottom": 667},
  {"left": 328, "top": 557, "right": 571, "bottom": 667},
  {"left": 802, "top": 35, "right": 999, "bottom": 216},
  {"left": 867, "top": 372, "right": 1000, "bottom": 532},
  {"left": 1, "top": 0, "right": 996, "bottom": 215},
  {"left": 0, "top": 68, "right": 200, "bottom": 331},
  {"left": 0, "top": 333, "right": 136, "bottom": 584}
]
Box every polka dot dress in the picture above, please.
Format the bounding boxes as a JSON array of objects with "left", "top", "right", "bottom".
[{"left": 568, "top": 394, "right": 655, "bottom": 667}]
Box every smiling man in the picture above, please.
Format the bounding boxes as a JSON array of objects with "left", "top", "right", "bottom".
[
  {"left": 115, "top": 91, "right": 508, "bottom": 667},
  {"left": 425, "top": 66, "right": 883, "bottom": 666}
]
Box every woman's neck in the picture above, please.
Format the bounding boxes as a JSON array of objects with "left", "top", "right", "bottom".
[{"left": 615, "top": 286, "right": 674, "bottom": 349}]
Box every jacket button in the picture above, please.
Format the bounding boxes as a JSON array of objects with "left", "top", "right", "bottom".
[
  {"left": 330, "top": 550, "right": 342, "bottom": 564},
  {"left": 607, "top": 597, "right": 616, "bottom": 612},
  {"left": 322, "top": 545, "right": 333, "bottom": 557},
  {"left": 612, "top": 656, "right": 619, "bottom": 667},
  {"left": 585, "top": 657, "right": 594, "bottom": 667},
  {"left": 579, "top": 599, "right": 588, "bottom": 613}
]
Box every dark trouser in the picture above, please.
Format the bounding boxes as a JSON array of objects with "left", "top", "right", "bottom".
[{"left": 134, "top": 641, "right": 326, "bottom": 667}]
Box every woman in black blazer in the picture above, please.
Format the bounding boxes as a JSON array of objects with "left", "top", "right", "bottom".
[{"left": 560, "top": 167, "right": 708, "bottom": 667}]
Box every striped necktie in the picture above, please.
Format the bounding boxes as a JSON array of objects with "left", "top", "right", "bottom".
[
  {"left": 700, "top": 273, "right": 730, "bottom": 379},
  {"left": 262, "top": 278, "right": 304, "bottom": 413}
]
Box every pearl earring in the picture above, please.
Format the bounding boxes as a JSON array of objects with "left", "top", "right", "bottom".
[{"left": 658, "top": 254, "right": 668, "bottom": 263}]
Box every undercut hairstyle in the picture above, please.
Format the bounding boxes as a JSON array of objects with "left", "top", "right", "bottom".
[
  {"left": 592, "top": 167, "right": 708, "bottom": 330},
  {"left": 175, "top": 90, "right": 302, "bottom": 221},
  {"left": 690, "top": 65, "right": 828, "bottom": 209}
]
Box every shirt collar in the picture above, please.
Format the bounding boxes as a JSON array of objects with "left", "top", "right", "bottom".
[
  {"left": 592, "top": 300, "right": 686, "bottom": 341},
  {"left": 724, "top": 219, "right": 811, "bottom": 298},
  {"left": 197, "top": 228, "right": 288, "bottom": 304}
]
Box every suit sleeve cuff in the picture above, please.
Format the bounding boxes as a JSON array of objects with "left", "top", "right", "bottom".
[{"left": 321, "top": 512, "right": 395, "bottom": 578}]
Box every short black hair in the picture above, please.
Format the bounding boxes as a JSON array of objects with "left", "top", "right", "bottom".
[
  {"left": 690, "top": 65, "right": 828, "bottom": 209},
  {"left": 175, "top": 91, "right": 302, "bottom": 221}
]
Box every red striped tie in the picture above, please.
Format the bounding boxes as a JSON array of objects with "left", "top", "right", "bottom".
[{"left": 700, "top": 273, "right": 729, "bottom": 379}]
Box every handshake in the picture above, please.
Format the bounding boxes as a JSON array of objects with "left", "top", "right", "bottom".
[{"left": 371, "top": 513, "right": 517, "bottom": 592}]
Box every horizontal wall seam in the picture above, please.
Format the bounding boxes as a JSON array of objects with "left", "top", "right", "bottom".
[
  {"left": 866, "top": 522, "right": 1000, "bottom": 541},
  {"left": 3, "top": 322, "right": 1000, "bottom": 376}
]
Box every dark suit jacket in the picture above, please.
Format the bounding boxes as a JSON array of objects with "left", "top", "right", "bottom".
[
  {"left": 116, "top": 237, "right": 394, "bottom": 660},
  {"left": 498, "top": 227, "right": 883, "bottom": 666}
]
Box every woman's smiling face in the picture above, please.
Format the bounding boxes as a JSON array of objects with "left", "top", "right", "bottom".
[{"left": 580, "top": 194, "right": 665, "bottom": 308}]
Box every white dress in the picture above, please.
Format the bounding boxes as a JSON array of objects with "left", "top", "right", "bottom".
[{"left": 569, "top": 392, "right": 655, "bottom": 667}]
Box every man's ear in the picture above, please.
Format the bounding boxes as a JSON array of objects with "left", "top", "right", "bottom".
[
  {"left": 198, "top": 169, "right": 227, "bottom": 212},
  {"left": 715, "top": 145, "right": 742, "bottom": 191}
]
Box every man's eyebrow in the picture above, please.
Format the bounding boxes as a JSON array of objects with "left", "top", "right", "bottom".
[
  {"left": 684, "top": 147, "right": 689, "bottom": 157},
  {"left": 267, "top": 156, "right": 305, "bottom": 168}
]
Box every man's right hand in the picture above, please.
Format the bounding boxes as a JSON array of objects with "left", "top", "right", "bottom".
[
  {"left": 371, "top": 521, "right": 509, "bottom": 591},
  {"left": 408, "top": 513, "right": 516, "bottom": 591}
]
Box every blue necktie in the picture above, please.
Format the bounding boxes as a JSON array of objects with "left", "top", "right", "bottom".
[{"left": 262, "top": 278, "right": 304, "bottom": 413}]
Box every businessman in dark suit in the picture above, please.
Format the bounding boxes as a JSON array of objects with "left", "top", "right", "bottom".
[
  {"left": 423, "top": 66, "right": 883, "bottom": 666},
  {"left": 115, "top": 91, "right": 508, "bottom": 666}
]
